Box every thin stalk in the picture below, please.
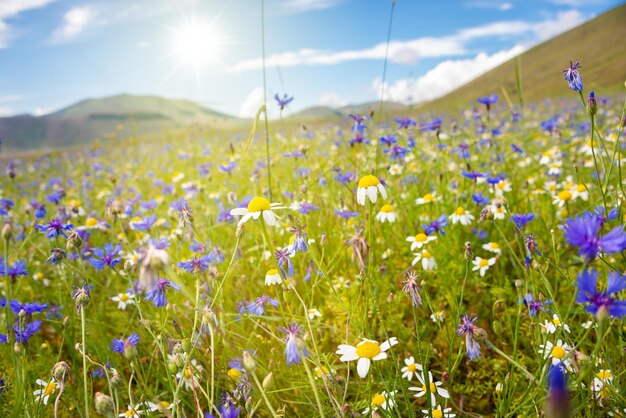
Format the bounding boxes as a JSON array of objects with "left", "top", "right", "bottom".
[
  {"left": 80, "top": 307, "right": 90, "bottom": 418},
  {"left": 261, "top": 0, "right": 272, "bottom": 200}
]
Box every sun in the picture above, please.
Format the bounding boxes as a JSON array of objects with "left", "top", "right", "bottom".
[{"left": 170, "top": 17, "right": 223, "bottom": 70}]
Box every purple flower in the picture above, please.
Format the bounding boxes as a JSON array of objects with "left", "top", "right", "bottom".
[
  {"left": 35, "top": 218, "right": 74, "bottom": 239},
  {"left": 275, "top": 249, "right": 294, "bottom": 279},
  {"left": 274, "top": 93, "right": 294, "bottom": 110},
  {"left": 335, "top": 208, "right": 360, "bottom": 219},
  {"left": 562, "top": 61, "right": 583, "bottom": 92},
  {"left": 296, "top": 202, "right": 318, "bottom": 215},
  {"left": 219, "top": 161, "right": 236, "bottom": 174},
  {"left": 13, "top": 319, "right": 42, "bottom": 343},
  {"left": 420, "top": 118, "right": 442, "bottom": 132},
  {"left": 1, "top": 260, "right": 28, "bottom": 282},
  {"left": 89, "top": 243, "right": 122, "bottom": 270},
  {"left": 111, "top": 334, "right": 139, "bottom": 355},
  {"left": 523, "top": 293, "right": 549, "bottom": 316},
  {"left": 348, "top": 114, "right": 368, "bottom": 133},
  {"left": 423, "top": 215, "right": 448, "bottom": 236},
  {"left": 512, "top": 213, "right": 535, "bottom": 230},
  {"left": 0, "top": 199, "right": 14, "bottom": 216},
  {"left": 177, "top": 252, "right": 219, "bottom": 273},
  {"left": 477, "top": 94, "right": 498, "bottom": 110},
  {"left": 144, "top": 278, "right": 179, "bottom": 307},
  {"left": 279, "top": 323, "right": 309, "bottom": 366},
  {"left": 130, "top": 215, "right": 158, "bottom": 231},
  {"left": 576, "top": 269, "right": 626, "bottom": 318},
  {"left": 457, "top": 314, "right": 482, "bottom": 360},
  {"left": 9, "top": 300, "right": 48, "bottom": 316},
  {"left": 383, "top": 145, "right": 410, "bottom": 161},
  {"left": 379, "top": 134, "right": 398, "bottom": 146},
  {"left": 563, "top": 213, "right": 626, "bottom": 260},
  {"left": 246, "top": 295, "right": 279, "bottom": 315},
  {"left": 395, "top": 117, "right": 416, "bottom": 130}
]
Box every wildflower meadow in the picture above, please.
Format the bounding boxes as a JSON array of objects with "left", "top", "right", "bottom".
[{"left": 1, "top": 2, "right": 626, "bottom": 418}]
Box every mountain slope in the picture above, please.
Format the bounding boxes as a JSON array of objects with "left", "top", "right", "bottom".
[{"left": 424, "top": 3, "right": 626, "bottom": 110}]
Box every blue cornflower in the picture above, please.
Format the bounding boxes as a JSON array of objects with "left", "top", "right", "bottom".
[
  {"left": 348, "top": 114, "right": 368, "bottom": 133},
  {"left": 246, "top": 295, "right": 279, "bottom": 315},
  {"left": 295, "top": 202, "right": 318, "bottom": 215},
  {"left": 13, "top": 319, "right": 43, "bottom": 343},
  {"left": 523, "top": 293, "right": 550, "bottom": 316},
  {"left": 594, "top": 205, "right": 619, "bottom": 224},
  {"left": 348, "top": 133, "right": 369, "bottom": 146},
  {"left": 461, "top": 170, "right": 486, "bottom": 182},
  {"left": 46, "top": 248, "right": 66, "bottom": 265},
  {"left": 472, "top": 193, "right": 490, "bottom": 206},
  {"left": 335, "top": 208, "right": 360, "bottom": 219},
  {"left": 144, "top": 278, "right": 179, "bottom": 307},
  {"left": 547, "top": 363, "right": 569, "bottom": 416},
  {"left": 334, "top": 170, "right": 355, "bottom": 185},
  {"left": 29, "top": 201, "right": 47, "bottom": 219},
  {"left": 219, "top": 161, "right": 236, "bottom": 174},
  {"left": 511, "top": 143, "right": 524, "bottom": 154},
  {"left": 562, "top": 61, "right": 583, "bottom": 92},
  {"left": 477, "top": 94, "right": 498, "bottom": 110},
  {"left": 540, "top": 117, "right": 559, "bottom": 133},
  {"left": 46, "top": 190, "right": 64, "bottom": 204},
  {"left": 457, "top": 314, "right": 482, "bottom": 360},
  {"left": 111, "top": 334, "right": 139, "bottom": 356},
  {"left": 576, "top": 269, "right": 626, "bottom": 318},
  {"left": 563, "top": 213, "right": 626, "bottom": 260},
  {"left": 395, "top": 117, "right": 416, "bottom": 130},
  {"left": 279, "top": 323, "right": 309, "bottom": 366},
  {"left": 383, "top": 145, "right": 410, "bottom": 160},
  {"left": 420, "top": 118, "right": 442, "bottom": 132},
  {"left": 89, "top": 243, "right": 122, "bottom": 270},
  {"left": 171, "top": 198, "right": 193, "bottom": 227},
  {"left": 130, "top": 215, "right": 158, "bottom": 231},
  {"left": 205, "top": 404, "right": 241, "bottom": 418},
  {"left": 217, "top": 203, "right": 235, "bottom": 223},
  {"left": 9, "top": 300, "right": 48, "bottom": 316},
  {"left": 177, "top": 252, "right": 219, "bottom": 273},
  {"left": 379, "top": 134, "right": 398, "bottom": 146},
  {"left": 423, "top": 215, "right": 447, "bottom": 236},
  {"left": 35, "top": 218, "right": 74, "bottom": 239},
  {"left": 151, "top": 237, "right": 170, "bottom": 250},
  {"left": 1, "top": 260, "right": 28, "bottom": 282},
  {"left": 288, "top": 224, "right": 308, "bottom": 254},
  {"left": 274, "top": 93, "right": 293, "bottom": 110},
  {"left": 275, "top": 249, "right": 294, "bottom": 279},
  {"left": 454, "top": 143, "right": 470, "bottom": 159},
  {"left": 140, "top": 199, "right": 158, "bottom": 211},
  {"left": 512, "top": 213, "right": 535, "bottom": 230},
  {"left": 0, "top": 198, "right": 14, "bottom": 216}
]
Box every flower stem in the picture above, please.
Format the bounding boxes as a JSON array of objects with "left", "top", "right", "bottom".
[{"left": 80, "top": 307, "right": 90, "bottom": 418}]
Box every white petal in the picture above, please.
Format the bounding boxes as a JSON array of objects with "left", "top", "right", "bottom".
[
  {"left": 372, "top": 352, "right": 388, "bottom": 361},
  {"left": 380, "top": 337, "right": 397, "bottom": 351},
  {"left": 357, "top": 357, "right": 371, "bottom": 378},
  {"left": 357, "top": 188, "right": 366, "bottom": 205},
  {"left": 263, "top": 210, "right": 277, "bottom": 226},
  {"left": 367, "top": 186, "right": 378, "bottom": 203},
  {"left": 237, "top": 213, "right": 253, "bottom": 226},
  {"left": 377, "top": 183, "right": 387, "bottom": 199},
  {"left": 230, "top": 208, "right": 248, "bottom": 216}
]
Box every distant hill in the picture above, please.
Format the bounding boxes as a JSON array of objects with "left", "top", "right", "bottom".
[
  {"left": 424, "top": 3, "right": 626, "bottom": 111},
  {"left": 0, "top": 94, "right": 246, "bottom": 151},
  {"left": 286, "top": 101, "right": 409, "bottom": 122}
]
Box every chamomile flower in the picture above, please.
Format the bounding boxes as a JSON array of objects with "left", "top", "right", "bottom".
[
  {"left": 449, "top": 207, "right": 474, "bottom": 225},
  {"left": 336, "top": 337, "right": 398, "bottom": 378},
  {"left": 362, "top": 390, "right": 397, "bottom": 415},
  {"left": 356, "top": 175, "right": 387, "bottom": 205},
  {"left": 307, "top": 308, "right": 322, "bottom": 320},
  {"left": 592, "top": 370, "right": 617, "bottom": 400},
  {"left": 229, "top": 197, "right": 285, "bottom": 227},
  {"left": 33, "top": 379, "right": 57, "bottom": 405},
  {"left": 412, "top": 249, "right": 437, "bottom": 270},
  {"left": 406, "top": 232, "right": 437, "bottom": 250},
  {"left": 472, "top": 256, "right": 496, "bottom": 277},
  {"left": 265, "top": 269, "right": 282, "bottom": 286},
  {"left": 409, "top": 371, "right": 450, "bottom": 405},
  {"left": 539, "top": 339, "right": 572, "bottom": 366},
  {"left": 541, "top": 314, "right": 571, "bottom": 334},
  {"left": 490, "top": 204, "right": 506, "bottom": 220},
  {"left": 571, "top": 184, "right": 589, "bottom": 201},
  {"left": 111, "top": 291, "right": 135, "bottom": 310},
  {"left": 119, "top": 402, "right": 149, "bottom": 418},
  {"left": 401, "top": 356, "right": 423, "bottom": 381},
  {"left": 174, "top": 357, "right": 203, "bottom": 391},
  {"left": 422, "top": 405, "right": 456, "bottom": 418},
  {"left": 493, "top": 179, "right": 512, "bottom": 196},
  {"left": 430, "top": 311, "right": 444, "bottom": 323},
  {"left": 415, "top": 192, "right": 440, "bottom": 205},
  {"left": 552, "top": 190, "right": 573, "bottom": 207},
  {"left": 482, "top": 242, "right": 501, "bottom": 254},
  {"left": 375, "top": 204, "right": 397, "bottom": 223}
]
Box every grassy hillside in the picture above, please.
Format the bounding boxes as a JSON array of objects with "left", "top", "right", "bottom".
[{"left": 424, "top": 3, "right": 626, "bottom": 111}]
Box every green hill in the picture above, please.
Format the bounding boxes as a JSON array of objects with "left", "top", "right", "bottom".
[{"left": 424, "top": 3, "right": 626, "bottom": 111}]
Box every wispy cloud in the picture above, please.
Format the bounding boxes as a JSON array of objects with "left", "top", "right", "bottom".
[
  {"left": 465, "top": 1, "right": 513, "bottom": 11},
  {"left": 279, "top": 0, "right": 341, "bottom": 13},
  {"left": 231, "top": 10, "right": 584, "bottom": 72},
  {"left": 317, "top": 92, "right": 346, "bottom": 108},
  {"left": 0, "top": 0, "right": 55, "bottom": 48},
  {"left": 51, "top": 6, "right": 95, "bottom": 43},
  {"left": 239, "top": 86, "right": 264, "bottom": 118}
]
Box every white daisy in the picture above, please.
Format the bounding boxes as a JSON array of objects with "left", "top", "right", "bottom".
[
  {"left": 356, "top": 175, "right": 387, "bottom": 206},
  {"left": 362, "top": 390, "right": 397, "bottom": 415},
  {"left": 472, "top": 256, "right": 496, "bottom": 277},
  {"left": 540, "top": 314, "right": 571, "bottom": 334},
  {"left": 336, "top": 337, "right": 398, "bottom": 378},
  {"left": 449, "top": 207, "right": 474, "bottom": 225},
  {"left": 111, "top": 291, "right": 135, "bottom": 310},
  {"left": 33, "top": 379, "right": 58, "bottom": 405},
  {"left": 415, "top": 193, "right": 440, "bottom": 205},
  {"left": 490, "top": 204, "right": 506, "bottom": 220},
  {"left": 538, "top": 339, "right": 572, "bottom": 366},
  {"left": 552, "top": 190, "right": 573, "bottom": 207},
  {"left": 421, "top": 405, "right": 456, "bottom": 418},
  {"left": 375, "top": 204, "right": 397, "bottom": 223},
  {"left": 119, "top": 402, "right": 149, "bottom": 418},
  {"left": 401, "top": 356, "right": 423, "bottom": 381},
  {"left": 482, "top": 242, "right": 501, "bottom": 254},
  {"left": 571, "top": 184, "right": 589, "bottom": 201},
  {"left": 409, "top": 371, "right": 450, "bottom": 406},
  {"left": 265, "top": 269, "right": 282, "bottom": 286},
  {"left": 412, "top": 249, "right": 437, "bottom": 270},
  {"left": 307, "top": 308, "right": 322, "bottom": 320},
  {"left": 406, "top": 232, "right": 437, "bottom": 251},
  {"left": 229, "top": 197, "right": 285, "bottom": 227}
]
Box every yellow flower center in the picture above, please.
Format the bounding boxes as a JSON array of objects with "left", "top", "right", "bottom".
[
  {"left": 454, "top": 207, "right": 465, "bottom": 215},
  {"left": 380, "top": 204, "right": 394, "bottom": 213},
  {"left": 45, "top": 382, "right": 57, "bottom": 396},
  {"left": 432, "top": 409, "right": 443, "bottom": 418},
  {"left": 479, "top": 259, "right": 489, "bottom": 267},
  {"left": 557, "top": 191, "right": 572, "bottom": 201},
  {"left": 489, "top": 243, "right": 499, "bottom": 249},
  {"left": 227, "top": 368, "right": 241, "bottom": 380},
  {"left": 423, "top": 193, "right": 434, "bottom": 202},
  {"left": 422, "top": 382, "right": 437, "bottom": 393},
  {"left": 407, "top": 364, "right": 417, "bottom": 372},
  {"left": 131, "top": 216, "right": 142, "bottom": 223},
  {"left": 356, "top": 341, "right": 381, "bottom": 359},
  {"left": 267, "top": 269, "right": 279, "bottom": 276},
  {"left": 371, "top": 393, "right": 385, "bottom": 407},
  {"left": 184, "top": 367, "right": 193, "bottom": 379},
  {"left": 496, "top": 181, "right": 507, "bottom": 190},
  {"left": 119, "top": 293, "right": 130, "bottom": 302},
  {"left": 159, "top": 401, "right": 171, "bottom": 408},
  {"left": 247, "top": 197, "right": 271, "bottom": 213},
  {"left": 576, "top": 184, "right": 586, "bottom": 192},
  {"left": 415, "top": 233, "right": 428, "bottom": 242},
  {"left": 125, "top": 409, "right": 137, "bottom": 417},
  {"left": 358, "top": 175, "right": 380, "bottom": 188},
  {"left": 422, "top": 251, "right": 432, "bottom": 259},
  {"left": 597, "top": 370, "right": 612, "bottom": 380},
  {"left": 551, "top": 346, "right": 566, "bottom": 359},
  {"left": 85, "top": 218, "right": 98, "bottom": 227},
  {"left": 552, "top": 317, "right": 561, "bottom": 325}
]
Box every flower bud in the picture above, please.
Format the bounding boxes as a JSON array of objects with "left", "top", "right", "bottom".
[
  {"left": 66, "top": 230, "right": 83, "bottom": 250},
  {"left": 94, "top": 392, "right": 115, "bottom": 417},
  {"left": 109, "top": 368, "right": 122, "bottom": 389},
  {"left": 262, "top": 372, "right": 274, "bottom": 390},
  {"left": 52, "top": 361, "right": 71, "bottom": 383},
  {"left": 2, "top": 222, "right": 13, "bottom": 241},
  {"left": 236, "top": 223, "right": 245, "bottom": 239},
  {"left": 181, "top": 338, "right": 192, "bottom": 353},
  {"left": 168, "top": 362, "right": 179, "bottom": 375},
  {"left": 243, "top": 351, "right": 256, "bottom": 372},
  {"left": 587, "top": 91, "right": 597, "bottom": 116}
]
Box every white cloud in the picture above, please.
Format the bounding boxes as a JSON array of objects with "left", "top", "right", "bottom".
[
  {"left": 136, "top": 40, "right": 149, "bottom": 48},
  {"left": 465, "top": 1, "right": 513, "bottom": 11},
  {"left": 51, "top": 6, "right": 94, "bottom": 43},
  {"left": 550, "top": 0, "right": 606, "bottom": 5},
  {"left": 0, "top": 0, "right": 55, "bottom": 48},
  {"left": 231, "top": 10, "right": 585, "bottom": 72},
  {"left": 32, "top": 107, "right": 50, "bottom": 116},
  {"left": 373, "top": 45, "right": 525, "bottom": 104},
  {"left": 280, "top": 0, "right": 341, "bottom": 13},
  {"left": 0, "top": 107, "right": 13, "bottom": 117},
  {"left": 317, "top": 92, "right": 346, "bottom": 108},
  {"left": 239, "top": 87, "right": 265, "bottom": 118}
]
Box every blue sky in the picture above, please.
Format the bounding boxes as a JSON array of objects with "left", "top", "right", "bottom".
[{"left": 0, "top": 0, "right": 621, "bottom": 118}]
